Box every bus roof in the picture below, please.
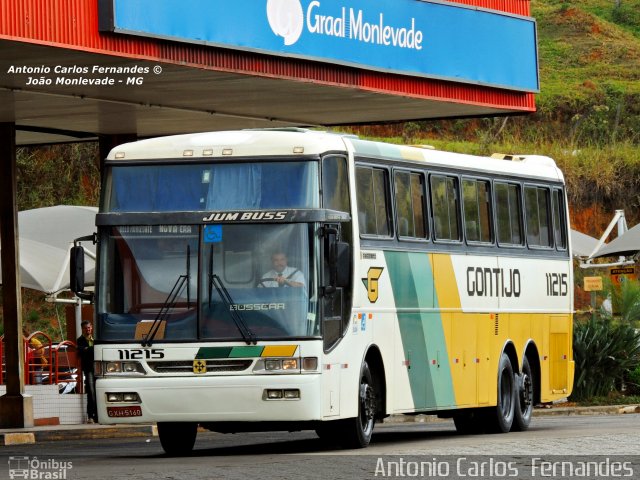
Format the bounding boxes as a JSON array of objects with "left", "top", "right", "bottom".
[
  {"left": 106, "top": 129, "right": 564, "bottom": 183},
  {"left": 105, "top": 129, "right": 348, "bottom": 161}
]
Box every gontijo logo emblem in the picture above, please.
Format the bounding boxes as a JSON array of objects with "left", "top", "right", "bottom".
[
  {"left": 362, "top": 267, "right": 384, "bottom": 303},
  {"left": 267, "top": 0, "right": 424, "bottom": 50},
  {"left": 267, "top": 0, "right": 305, "bottom": 46}
]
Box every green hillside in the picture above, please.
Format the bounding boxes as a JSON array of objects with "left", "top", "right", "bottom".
[
  {"left": 535, "top": 0, "right": 640, "bottom": 120},
  {"left": 521, "top": 0, "right": 640, "bottom": 232}
]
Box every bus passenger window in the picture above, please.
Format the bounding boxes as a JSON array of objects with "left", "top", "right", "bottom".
[
  {"left": 552, "top": 189, "right": 567, "bottom": 250},
  {"left": 356, "top": 166, "right": 391, "bottom": 237},
  {"left": 525, "top": 185, "right": 552, "bottom": 247},
  {"left": 495, "top": 182, "right": 523, "bottom": 246},
  {"left": 430, "top": 175, "right": 460, "bottom": 241},
  {"left": 394, "top": 171, "right": 427, "bottom": 239},
  {"left": 462, "top": 179, "right": 492, "bottom": 243}
]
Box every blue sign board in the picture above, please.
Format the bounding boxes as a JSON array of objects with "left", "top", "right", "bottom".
[
  {"left": 204, "top": 225, "right": 223, "bottom": 243},
  {"left": 102, "top": 0, "right": 539, "bottom": 92}
]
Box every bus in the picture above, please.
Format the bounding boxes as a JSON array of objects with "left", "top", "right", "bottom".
[{"left": 71, "top": 129, "right": 574, "bottom": 454}]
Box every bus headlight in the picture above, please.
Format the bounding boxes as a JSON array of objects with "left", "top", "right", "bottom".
[
  {"left": 263, "top": 389, "right": 301, "bottom": 400},
  {"left": 253, "top": 357, "right": 318, "bottom": 374},
  {"left": 102, "top": 361, "right": 146, "bottom": 376},
  {"left": 106, "top": 392, "right": 141, "bottom": 403},
  {"left": 265, "top": 359, "right": 281, "bottom": 370},
  {"left": 107, "top": 393, "right": 123, "bottom": 402},
  {"left": 254, "top": 358, "right": 301, "bottom": 374},
  {"left": 281, "top": 359, "right": 298, "bottom": 370}
]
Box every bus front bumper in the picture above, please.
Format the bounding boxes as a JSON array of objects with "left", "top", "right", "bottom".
[{"left": 96, "top": 374, "right": 322, "bottom": 424}]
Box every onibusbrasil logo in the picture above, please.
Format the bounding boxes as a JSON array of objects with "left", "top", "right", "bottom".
[
  {"left": 8, "top": 456, "right": 73, "bottom": 479},
  {"left": 266, "top": 0, "right": 305, "bottom": 46}
]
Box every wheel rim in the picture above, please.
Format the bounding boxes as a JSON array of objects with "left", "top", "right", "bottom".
[
  {"left": 499, "top": 368, "right": 513, "bottom": 418},
  {"left": 359, "top": 380, "right": 376, "bottom": 436},
  {"left": 520, "top": 372, "right": 533, "bottom": 414}
]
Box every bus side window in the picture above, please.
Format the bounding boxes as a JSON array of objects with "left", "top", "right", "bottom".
[
  {"left": 462, "top": 178, "right": 492, "bottom": 243},
  {"left": 524, "top": 185, "right": 552, "bottom": 248},
  {"left": 552, "top": 189, "right": 567, "bottom": 250},
  {"left": 394, "top": 171, "right": 427, "bottom": 239},
  {"left": 356, "top": 166, "right": 391, "bottom": 237},
  {"left": 430, "top": 174, "right": 460, "bottom": 241},
  {"left": 495, "top": 182, "right": 524, "bottom": 246}
]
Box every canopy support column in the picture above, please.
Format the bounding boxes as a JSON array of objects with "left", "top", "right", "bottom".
[{"left": 0, "top": 122, "right": 33, "bottom": 428}]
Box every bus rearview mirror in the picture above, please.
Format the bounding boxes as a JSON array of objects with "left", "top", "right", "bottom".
[
  {"left": 70, "top": 245, "right": 85, "bottom": 294},
  {"left": 335, "top": 241, "right": 350, "bottom": 288}
]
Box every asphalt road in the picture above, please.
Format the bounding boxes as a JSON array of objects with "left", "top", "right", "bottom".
[{"left": 2, "top": 415, "right": 639, "bottom": 479}]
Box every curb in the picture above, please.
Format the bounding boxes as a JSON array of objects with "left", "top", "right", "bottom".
[
  {"left": 1, "top": 425, "right": 154, "bottom": 446},
  {"left": 382, "top": 404, "right": 640, "bottom": 424}
]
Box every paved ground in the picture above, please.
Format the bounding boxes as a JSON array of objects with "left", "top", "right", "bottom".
[
  {"left": 1, "top": 404, "right": 638, "bottom": 445},
  {"left": 2, "top": 415, "right": 639, "bottom": 480}
]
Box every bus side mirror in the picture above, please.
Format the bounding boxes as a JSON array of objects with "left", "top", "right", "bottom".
[
  {"left": 323, "top": 224, "right": 351, "bottom": 295},
  {"left": 70, "top": 245, "right": 85, "bottom": 294},
  {"left": 70, "top": 233, "right": 96, "bottom": 301},
  {"left": 335, "top": 241, "right": 350, "bottom": 288}
]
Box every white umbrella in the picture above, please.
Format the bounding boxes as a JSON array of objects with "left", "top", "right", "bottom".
[
  {"left": 592, "top": 223, "right": 640, "bottom": 259},
  {"left": 570, "top": 229, "right": 599, "bottom": 259},
  {"left": 0, "top": 205, "right": 97, "bottom": 294}
]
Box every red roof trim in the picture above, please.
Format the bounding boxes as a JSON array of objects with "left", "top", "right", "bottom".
[{"left": 0, "top": 0, "right": 534, "bottom": 112}]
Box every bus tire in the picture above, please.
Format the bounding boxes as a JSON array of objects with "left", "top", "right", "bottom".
[
  {"left": 487, "top": 353, "right": 516, "bottom": 433},
  {"left": 453, "top": 409, "right": 487, "bottom": 434},
  {"left": 512, "top": 356, "right": 534, "bottom": 431},
  {"left": 338, "top": 361, "right": 377, "bottom": 448},
  {"left": 157, "top": 422, "right": 197, "bottom": 456}
]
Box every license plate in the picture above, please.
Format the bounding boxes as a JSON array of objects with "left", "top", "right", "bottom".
[{"left": 107, "top": 406, "right": 142, "bottom": 417}]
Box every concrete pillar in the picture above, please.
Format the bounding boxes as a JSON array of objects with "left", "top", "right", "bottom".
[{"left": 0, "top": 122, "right": 34, "bottom": 428}]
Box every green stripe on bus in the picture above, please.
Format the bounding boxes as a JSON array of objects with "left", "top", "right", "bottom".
[
  {"left": 229, "top": 346, "right": 265, "bottom": 358},
  {"left": 195, "top": 346, "right": 265, "bottom": 359},
  {"left": 384, "top": 251, "right": 456, "bottom": 409},
  {"left": 195, "top": 347, "right": 233, "bottom": 359}
]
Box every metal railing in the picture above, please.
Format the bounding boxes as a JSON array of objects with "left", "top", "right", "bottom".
[{"left": 0, "top": 332, "right": 78, "bottom": 389}]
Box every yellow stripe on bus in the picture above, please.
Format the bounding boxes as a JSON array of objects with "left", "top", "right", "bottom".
[{"left": 261, "top": 345, "right": 298, "bottom": 357}]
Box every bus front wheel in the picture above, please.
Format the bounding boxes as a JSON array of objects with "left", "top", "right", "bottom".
[
  {"left": 337, "top": 361, "right": 377, "bottom": 448},
  {"left": 486, "top": 353, "right": 516, "bottom": 433},
  {"left": 157, "top": 422, "right": 197, "bottom": 456}
]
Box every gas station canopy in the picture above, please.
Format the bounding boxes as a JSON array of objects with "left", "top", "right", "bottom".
[{"left": 1, "top": 0, "right": 538, "bottom": 145}]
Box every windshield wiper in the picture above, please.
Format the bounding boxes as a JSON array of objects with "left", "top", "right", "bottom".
[
  {"left": 210, "top": 274, "right": 256, "bottom": 345},
  {"left": 142, "top": 245, "right": 191, "bottom": 347}
]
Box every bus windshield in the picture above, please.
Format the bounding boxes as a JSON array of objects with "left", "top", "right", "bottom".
[
  {"left": 97, "top": 223, "right": 319, "bottom": 341},
  {"left": 107, "top": 161, "right": 319, "bottom": 212}
]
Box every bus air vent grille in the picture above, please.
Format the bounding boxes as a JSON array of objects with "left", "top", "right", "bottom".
[
  {"left": 494, "top": 314, "right": 499, "bottom": 336},
  {"left": 147, "top": 360, "right": 253, "bottom": 373}
]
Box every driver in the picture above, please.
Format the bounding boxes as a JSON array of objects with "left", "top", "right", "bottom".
[{"left": 260, "top": 252, "right": 305, "bottom": 288}]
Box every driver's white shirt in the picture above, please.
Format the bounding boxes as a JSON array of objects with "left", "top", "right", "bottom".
[{"left": 261, "top": 266, "right": 305, "bottom": 288}]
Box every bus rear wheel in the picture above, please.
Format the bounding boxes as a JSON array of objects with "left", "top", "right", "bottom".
[
  {"left": 157, "top": 422, "right": 198, "bottom": 456},
  {"left": 336, "top": 361, "right": 377, "bottom": 449},
  {"left": 512, "top": 356, "right": 534, "bottom": 431},
  {"left": 486, "top": 353, "right": 516, "bottom": 433}
]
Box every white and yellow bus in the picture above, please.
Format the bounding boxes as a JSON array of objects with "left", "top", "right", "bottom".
[{"left": 72, "top": 129, "right": 574, "bottom": 454}]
